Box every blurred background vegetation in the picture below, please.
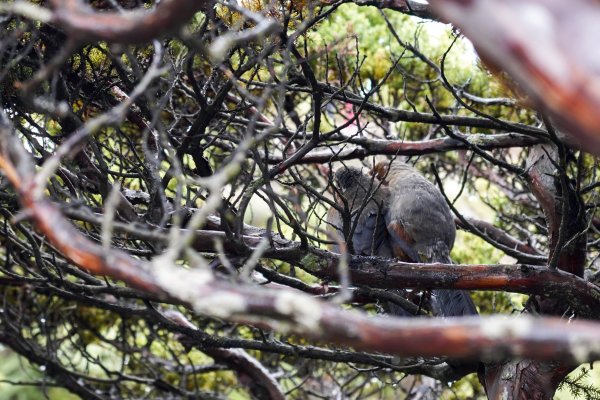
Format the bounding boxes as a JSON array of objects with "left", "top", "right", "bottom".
[{"left": 1, "top": 0, "right": 599, "bottom": 398}]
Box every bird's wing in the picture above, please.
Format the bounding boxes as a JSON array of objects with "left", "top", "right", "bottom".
[
  {"left": 432, "top": 289, "right": 478, "bottom": 317},
  {"left": 353, "top": 206, "right": 391, "bottom": 257},
  {"left": 326, "top": 202, "right": 389, "bottom": 256},
  {"left": 384, "top": 209, "right": 420, "bottom": 262}
]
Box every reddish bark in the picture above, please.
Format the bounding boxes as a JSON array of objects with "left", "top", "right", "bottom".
[
  {"left": 50, "top": 0, "right": 210, "bottom": 44},
  {"left": 430, "top": 0, "right": 600, "bottom": 155}
]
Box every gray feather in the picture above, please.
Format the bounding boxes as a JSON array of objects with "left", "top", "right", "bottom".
[{"left": 382, "top": 163, "right": 477, "bottom": 317}]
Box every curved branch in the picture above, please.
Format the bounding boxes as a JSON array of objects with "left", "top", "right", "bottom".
[
  {"left": 262, "top": 133, "right": 544, "bottom": 164},
  {"left": 456, "top": 217, "right": 545, "bottom": 260},
  {"left": 430, "top": 0, "right": 600, "bottom": 154},
  {"left": 49, "top": 0, "right": 211, "bottom": 44},
  {"left": 279, "top": 82, "right": 550, "bottom": 137},
  {"left": 165, "top": 310, "right": 285, "bottom": 400},
  {"left": 350, "top": 0, "right": 435, "bottom": 20}
]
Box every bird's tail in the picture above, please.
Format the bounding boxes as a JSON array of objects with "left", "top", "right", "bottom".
[
  {"left": 432, "top": 289, "right": 477, "bottom": 317},
  {"left": 426, "top": 243, "right": 478, "bottom": 317},
  {"left": 387, "top": 298, "right": 415, "bottom": 317}
]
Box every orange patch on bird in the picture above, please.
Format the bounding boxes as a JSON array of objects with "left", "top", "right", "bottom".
[
  {"left": 371, "top": 162, "right": 390, "bottom": 184},
  {"left": 387, "top": 221, "right": 418, "bottom": 262}
]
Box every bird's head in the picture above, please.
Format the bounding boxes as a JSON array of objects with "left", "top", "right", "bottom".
[{"left": 333, "top": 166, "right": 365, "bottom": 191}]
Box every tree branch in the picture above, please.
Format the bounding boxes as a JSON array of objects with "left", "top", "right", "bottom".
[
  {"left": 49, "top": 0, "right": 211, "bottom": 44},
  {"left": 430, "top": 0, "right": 600, "bottom": 154}
]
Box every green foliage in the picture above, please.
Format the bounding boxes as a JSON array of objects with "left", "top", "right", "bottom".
[
  {"left": 452, "top": 231, "right": 503, "bottom": 265},
  {"left": 307, "top": 6, "right": 484, "bottom": 105},
  {"left": 441, "top": 373, "right": 486, "bottom": 400},
  {"left": 557, "top": 365, "right": 600, "bottom": 400},
  {"left": 0, "top": 348, "right": 79, "bottom": 400}
]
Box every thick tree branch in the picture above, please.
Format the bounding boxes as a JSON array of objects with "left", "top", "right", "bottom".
[
  {"left": 455, "top": 218, "right": 545, "bottom": 263},
  {"left": 430, "top": 0, "right": 600, "bottom": 155},
  {"left": 262, "top": 132, "right": 544, "bottom": 164},
  {"left": 350, "top": 0, "right": 435, "bottom": 20},
  {"left": 49, "top": 0, "right": 211, "bottom": 44}
]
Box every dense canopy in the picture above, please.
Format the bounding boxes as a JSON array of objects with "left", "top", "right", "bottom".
[{"left": 1, "top": 0, "right": 600, "bottom": 399}]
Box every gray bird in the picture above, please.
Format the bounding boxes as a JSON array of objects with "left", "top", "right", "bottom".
[
  {"left": 326, "top": 166, "right": 415, "bottom": 316},
  {"left": 373, "top": 161, "right": 477, "bottom": 317}
]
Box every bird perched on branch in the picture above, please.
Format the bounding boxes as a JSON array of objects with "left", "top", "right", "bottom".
[
  {"left": 326, "top": 164, "right": 477, "bottom": 317},
  {"left": 372, "top": 161, "right": 477, "bottom": 317},
  {"left": 326, "top": 166, "right": 417, "bottom": 316}
]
